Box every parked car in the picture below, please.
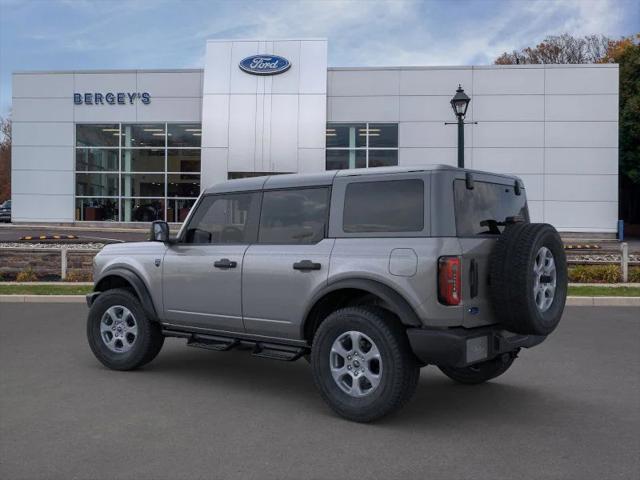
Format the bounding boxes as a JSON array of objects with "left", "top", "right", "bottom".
[
  {"left": 0, "top": 200, "right": 11, "bottom": 222},
  {"left": 86, "top": 166, "right": 567, "bottom": 422}
]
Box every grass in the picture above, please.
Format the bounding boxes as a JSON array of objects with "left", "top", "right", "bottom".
[
  {"left": 0, "top": 284, "right": 93, "bottom": 295},
  {"left": 0, "top": 284, "right": 638, "bottom": 297},
  {"left": 568, "top": 286, "right": 640, "bottom": 297}
]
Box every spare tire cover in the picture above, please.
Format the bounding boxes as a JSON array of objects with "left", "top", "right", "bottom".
[{"left": 489, "top": 223, "right": 567, "bottom": 335}]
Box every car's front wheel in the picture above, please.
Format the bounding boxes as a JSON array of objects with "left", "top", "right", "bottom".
[
  {"left": 87, "top": 288, "right": 164, "bottom": 371},
  {"left": 311, "top": 306, "right": 419, "bottom": 422}
]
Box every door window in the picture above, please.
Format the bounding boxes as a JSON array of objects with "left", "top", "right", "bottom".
[
  {"left": 258, "top": 188, "right": 330, "bottom": 244},
  {"left": 183, "top": 193, "right": 260, "bottom": 244}
]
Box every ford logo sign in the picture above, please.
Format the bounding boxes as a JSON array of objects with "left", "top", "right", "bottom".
[{"left": 239, "top": 55, "right": 291, "bottom": 75}]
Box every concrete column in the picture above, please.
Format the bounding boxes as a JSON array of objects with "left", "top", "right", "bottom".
[{"left": 61, "top": 247, "right": 68, "bottom": 280}]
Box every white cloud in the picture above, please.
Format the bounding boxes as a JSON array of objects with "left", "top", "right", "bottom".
[
  {"left": 189, "top": 0, "right": 631, "bottom": 67},
  {"left": 1, "top": 0, "right": 636, "bottom": 115}
]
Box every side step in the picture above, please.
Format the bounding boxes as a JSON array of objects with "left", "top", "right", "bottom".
[
  {"left": 187, "top": 335, "right": 238, "bottom": 352},
  {"left": 251, "top": 342, "right": 306, "bottom": 362},
  {"left": 162, "top": 329, "right": 307, "bottom": 362}
]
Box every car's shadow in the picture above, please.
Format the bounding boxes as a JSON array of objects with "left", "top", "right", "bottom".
[{"left": 118, "top": 339, "right": 566, "bottom": 427}]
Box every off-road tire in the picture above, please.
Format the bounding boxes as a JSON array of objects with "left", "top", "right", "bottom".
[
  {"left": 87, "top": 288, "right": 164, "bottom": 371},
  {"left": 438, "top": 353, "right": 516, "bottom": 385},
  {"left": 311, "top": 306, "right": 419, "bottom": 422},
  {"left": 489, "top": 223, "right": 567, "bottom": 335}
]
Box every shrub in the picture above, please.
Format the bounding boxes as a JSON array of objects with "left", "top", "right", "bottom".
[
  {"left": 16, "top": 267, "right": 38, "bottom": 282},
  {"left": 629, "top": 266, "right": 640, "bottom": 283},
  {"left": 568, "top": 264, "right": 621, "bottom": 283},
  {"left": 568, "top": 264, "right": 640, "bottom": 283},
  {"left": 65, "top": 270, "right": 92, "bottom": 282}
]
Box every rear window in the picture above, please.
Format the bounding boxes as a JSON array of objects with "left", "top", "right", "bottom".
[
  {"left": 454, "top": 180, "right": 528, "bottom": 236},
  {"left": 343, "top": 179, "right": 424, "bottom": 233}
]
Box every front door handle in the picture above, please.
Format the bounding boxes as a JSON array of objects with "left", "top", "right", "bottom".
[
  {"left": 214, "top": 258, "right": 237, "bottom": 269},
  {"left": 293, "top": 260, "right": 321, "bottom": 271}
]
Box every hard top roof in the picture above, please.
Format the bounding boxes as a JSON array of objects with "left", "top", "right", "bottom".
[{"left": 202, "top": 165, "right": 520, "bottom": 194}]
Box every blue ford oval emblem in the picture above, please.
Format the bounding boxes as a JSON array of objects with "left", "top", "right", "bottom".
[{"left": 239, "top": 55, "right": 291, "bottom": 75}]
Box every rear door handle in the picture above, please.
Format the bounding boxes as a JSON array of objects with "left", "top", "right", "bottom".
[
  {"left": 293, "top": 260, "right": 321, "bottom": 271},
  {"left": 214, "top": 258, "right": 237, "bottom": 269}
]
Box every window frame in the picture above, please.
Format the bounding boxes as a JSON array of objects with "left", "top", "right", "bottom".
[
  {"left": 328, "top": 173, "right": 431, "bottom": 238},
  {"left": 256, "top": 186, "right": 332, "bottom": 245},
  {"left": 74, "top": 122, "right": 202, "bottom": 222},
  {"left": 178, "top": 191, "right": 261, "bottom": 245},
  {"left": 325, "top": 122, "right": 399, "bottom": 170},
  {"left": 452, "top": 179, "right": 530, "bottom": 238}
]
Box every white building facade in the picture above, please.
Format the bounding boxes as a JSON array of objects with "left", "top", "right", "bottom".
[{"left": 11, "top": 38, "right": 619, "bottom": 232}]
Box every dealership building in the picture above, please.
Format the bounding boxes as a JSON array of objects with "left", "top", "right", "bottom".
[{"left": 11, "top": 39, "right": 619, "bottom": 232}]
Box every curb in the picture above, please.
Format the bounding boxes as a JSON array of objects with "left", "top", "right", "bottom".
[
  {"left": 0, "top": 282, "right": 93, "bottom": 286},
  {"left": 0, "top": 282, "right": 636, "bottom": 288},
  {"left": 1, "top": 295, "right": 638, "bottom": 306},
  {"left": 0, "top": 295, "right": 86, "bottom": 303},
  {"left": 566, "top": 296, "right": 640, "bottom": 306}
]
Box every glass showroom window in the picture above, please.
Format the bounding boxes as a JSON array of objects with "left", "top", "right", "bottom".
[
  {"left": 325, "top": 123, "right": 398, "bottom": 170},
  {"left": 75, "top": 123, "right": 201, "bottom": 222}
]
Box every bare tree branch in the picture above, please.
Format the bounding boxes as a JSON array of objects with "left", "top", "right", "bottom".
[{"left": 494, "top": 34, "right": 611, "bottom": 64}]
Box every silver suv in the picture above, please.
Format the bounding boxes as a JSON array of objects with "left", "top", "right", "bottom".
[{"left": 86, "top": 166, "right": 567, "bottom": 422}]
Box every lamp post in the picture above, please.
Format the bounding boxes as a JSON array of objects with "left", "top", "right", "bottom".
[{"left": 448, "top": 84, "right": 471, "bottom": 168}]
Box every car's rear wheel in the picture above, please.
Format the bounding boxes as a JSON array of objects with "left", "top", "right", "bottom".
[
  {"left": 438, "top": 353, "right": 516, "bottom": 385},
  {"left": 311, "top": 306, "right": 419, "bottom": 422},
  {"left": 87, "top": 288, "right": 164, "bottom": 371}
]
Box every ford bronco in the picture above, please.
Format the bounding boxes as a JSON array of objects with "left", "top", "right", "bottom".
[{"left": 86, "top": 166, "right": 567, "bottom": 422}]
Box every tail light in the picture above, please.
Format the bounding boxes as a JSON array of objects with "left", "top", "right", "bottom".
[{"left": 438, "top": 256, "right": 461, "bottom": 306}]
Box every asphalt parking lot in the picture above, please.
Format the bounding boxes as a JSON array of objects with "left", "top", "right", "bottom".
[{"left": 1, "top": 304, "right": 638, "bottom": 480}]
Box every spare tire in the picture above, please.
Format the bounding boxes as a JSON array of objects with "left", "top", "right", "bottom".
[{"left": 489, "top": 223, "right": 567, "bottom": 335}]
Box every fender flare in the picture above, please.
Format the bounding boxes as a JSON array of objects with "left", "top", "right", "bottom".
[
  {"left": 93, "top": 267, "right": 158, "bottom": 320},
  {"left": 302, "top": 278, "right": 422, "bottom": 338}
]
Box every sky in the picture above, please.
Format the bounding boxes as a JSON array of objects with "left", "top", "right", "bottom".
[{"left": 0, "top": 0, "right": 638, "bottom": 116}]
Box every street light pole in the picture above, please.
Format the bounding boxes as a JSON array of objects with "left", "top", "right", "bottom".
[
  {"left": 446, "top": 85, "right": 475, "bottom": 169},
  {"left": 457, "top": 113, "right": 464, "bottom": 169}
]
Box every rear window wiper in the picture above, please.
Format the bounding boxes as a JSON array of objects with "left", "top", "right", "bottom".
[
  {"left": 479, "top": 219, "right": 502, "bottom": 235},
  {"left": 479, "top": 215, "right": 526, "bottom": 235}
]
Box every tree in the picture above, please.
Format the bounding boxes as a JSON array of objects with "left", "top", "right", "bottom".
[
  {"left": 495, "top": 33, "right": 640, "bottom": 227},
  {"left": 601, "top": 35, "right": 640, "bottom": 225},
  {"left": 495, "top": 34, "right": 610, "bottom": 65},
  {"left": 0, "top": 116, "right": 10, "bottom": 203}
]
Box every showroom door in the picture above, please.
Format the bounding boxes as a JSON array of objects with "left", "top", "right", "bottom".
[{"left": 162, "top": 192, "right": 260, "bottom": 333}]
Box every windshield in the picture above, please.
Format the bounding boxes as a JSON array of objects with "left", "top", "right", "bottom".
[{"left": 454, "top": 180, "right": 528, "bottom": 236}]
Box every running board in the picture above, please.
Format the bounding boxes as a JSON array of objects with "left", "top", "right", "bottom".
[
  {"left": 187, "top": 335, "right": 238, "bottom": 352},
  {"left": 251, "top": 342, "right": 306, "bottom": 362},
  {"left": 162, "top": 328, "right": 307, "bottom": 362}
]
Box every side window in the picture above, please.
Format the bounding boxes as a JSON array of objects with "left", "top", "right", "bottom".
[
  {"left": 343, "top": 179, "right": 424, "bottom": 233},
  {"left": 258, "top": 188, "right": 330, "bottom": 244},
  {"left": 454, "top": 180, "right": 529, "bottom": 236},
  {"left": 184, "top": 193, "right": 259, "bottom": 244}
]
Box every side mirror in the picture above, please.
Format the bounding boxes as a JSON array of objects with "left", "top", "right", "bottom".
[{"left": 150, "top": 220, "right": 169, "bottom": 242}]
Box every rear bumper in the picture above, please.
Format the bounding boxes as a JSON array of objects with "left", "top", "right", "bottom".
[{"left": 406, "top": 325, "right": 546, "bottom": 368}]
